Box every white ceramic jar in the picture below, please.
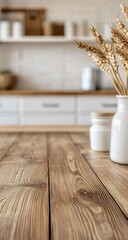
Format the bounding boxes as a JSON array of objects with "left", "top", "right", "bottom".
[
  {"left": 90, "top": 112, "right": 114, "bottom": 151},
  {"left": 12, "top": 20, "right": 24, "bottom": 38},
  {"left": 81, "top": 67, "right": 101, "bottom": 91},
  {"left": 0, "top": 20, "right": 11, "bottom": 39},
  {"left": 110, "top": 95, "right": 128, "bottom": 164},
  {"left": 65, "top": 22, "right": 74, "bottom": 37}
]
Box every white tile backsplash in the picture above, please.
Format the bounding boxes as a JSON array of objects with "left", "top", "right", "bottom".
[{"left": 0, "top": 0, "right": 127, "bottom": 90}]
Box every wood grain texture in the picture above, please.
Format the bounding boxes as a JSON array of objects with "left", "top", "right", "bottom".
[
  {"left": 1, "top": 133, "right": 47, "bottom": 163},
  {"left": 72, "top": 132, "right": 128, "bottom": 218},
  {"left": 0, "top": 133, "right": 18, "bottom": 161},
  {"left": 0, "top": 132, "right": 128, "bottom": 240},
  {"left": 48, "top": 133, "right": 128, "bottom": 240},
  {"left": 0, "top": 133, "right": 49, "bottom": 240},
  {"left": 0, "top": 185, "right": 48, "bottom": 240},
  {"left": 0, "top": 162, "right": 47, "bottom": 186}
]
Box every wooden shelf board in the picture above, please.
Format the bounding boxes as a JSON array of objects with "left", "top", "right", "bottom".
[
  {"left": 0, "top": 90, "right": 116, "bottom": 96},
  {"left": 1, "top": 7, "right": 45, "bottom": 13},
  {"left": 0, "top": 36, "right": 97, "bottom": 43}
]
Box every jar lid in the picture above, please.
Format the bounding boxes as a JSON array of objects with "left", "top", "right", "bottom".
[{"left": 91, "top": 112, "right": 115, "bottom": 117}]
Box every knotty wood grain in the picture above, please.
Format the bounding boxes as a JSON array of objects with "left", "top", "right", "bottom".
[
  {"left": 71, "top": 132, "right": 128, "bottom": 219},
  {"left": 48, "top": 133, "right": 128, "bottom": 240},
  {"left": 0, "top": 133, "right": 49, "bottom": 240}
]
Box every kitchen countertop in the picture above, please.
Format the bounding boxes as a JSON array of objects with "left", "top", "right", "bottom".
[
  {"left": 0, "top": 90, "right": 116, "bottom": 95},
  {"left": 0, "top": 130, "right": 128, "bottom": 240},
  {"left": 0, "top": 125, "right": 89, "bottom": 133}
]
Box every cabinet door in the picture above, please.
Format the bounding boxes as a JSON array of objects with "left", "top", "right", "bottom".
[
  {"left": 77, "top": 96, "right": 117, "bottom": 112},
  {"left": 19, "top": 113, "right": 76, "bottom": 125},
  {"left": 77, "top": 114, "right": 91, "bottom": 125},
  {"left": 19, "top": 96, "right": 76, "bottom": 113},
  {"left": 0, "top": 114, "right": 18, "bottom": 125},
  {"left": 0, "top": 96, "right": 18, "bottom": 112},
  {"left": 77, "top": 96, "right": 117, "bottom": 125}
]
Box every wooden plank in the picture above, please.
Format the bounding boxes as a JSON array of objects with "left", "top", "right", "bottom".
[
  {"left": 72, "top": 132, "right": 128, "bottom": 219},
  {"left": 0, "top": 133, "right": 18, "bottom": 161},
  {"left": 70, "top": 132, "right": 88, "bottom": 144},
  {"left": 0, "top": 133, "right": 49, "bottom": 240},
  {"left": 0, "top": 185, "right": 48, "bottom": 240},
  {"left": 48, "top": 133, "right": 128, "bottom": 240},
  {"left": 0, "top": 162, "right": 47, "bottom": 186},
  {"left": 1, "top": 133, "right": 47, "bottom": 163}
]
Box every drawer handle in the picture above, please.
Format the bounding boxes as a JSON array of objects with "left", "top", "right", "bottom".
[
  {"left": 42, "top": 103, "right": 60, "bottom": 108},
  {"left": 102, "top": 103, "right": 117, "bottom": 108}
]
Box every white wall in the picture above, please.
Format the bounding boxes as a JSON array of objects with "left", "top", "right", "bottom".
[{"left": 0, "top": 0, "right": 127, "bottom": 90}]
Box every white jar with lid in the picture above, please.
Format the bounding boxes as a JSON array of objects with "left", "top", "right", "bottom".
[{"left": 90, "top": 112, "right": 114, "bottom": 151}]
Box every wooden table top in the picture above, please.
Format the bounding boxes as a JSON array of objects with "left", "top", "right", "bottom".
[{"left": 0, "top": 131, "right": 128, "bottom": 240}]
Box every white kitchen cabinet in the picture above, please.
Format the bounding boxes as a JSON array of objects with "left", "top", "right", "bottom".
[
  {"left": 77, "top": 96, "right": 117, "bottom": 125},
  {"left": 0, "top": 96, "right": 18, "bottom": 112},
  {"left": 18, "top": 96, "right": 76, "bottom": 113},
  {"left": 0, "top": 94, "right": 117, "bottom": 126},
  {"left": 18, "top": 96, "right": 76, "bottom": 125},
  {"left": 0, "top": 96, "right": 18, "bottom": 125},
  {"left": 0, "top": 114, "right": 18, "bottom": 125},
  {"left": 77, "top": 114, "right": 91, "bottom": 125},
  {"left": 19, "top": 113, "right": 75, "bottom": 125}
]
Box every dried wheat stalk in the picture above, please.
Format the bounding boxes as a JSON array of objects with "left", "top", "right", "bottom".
[
  {"left": 116, "top": 19, "right": 128, "bottom": 36},
  {"left": 75, "top": 3, "right": 128, "bottom": 95},
  {"left": 121, "top": 3, "right": 128, "bottom": 21}
]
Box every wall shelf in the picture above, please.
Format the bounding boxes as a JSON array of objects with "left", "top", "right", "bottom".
[
  {"left": 0, "top": 36, "right": 95, "bottom": 43},
  {"left": 0, "top": 90, "right": 116, "bottom": 95}
]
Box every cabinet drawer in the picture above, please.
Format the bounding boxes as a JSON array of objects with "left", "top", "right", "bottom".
[
  {"left": 0, "top": 114, "right": 18, "bottom": 125},
  {"left": 0, "top": 96, "right": 17, "bottom": 112},
  {"left": 77, "top": 114, "right": 91, "bottom": 125},
  {"left": 77, "top": 96, "right": 117, "bottom": 112},
  {"left": 19, "top": 96, "right": 76, "bottom": 113},
  {"left": 19, "top": 113, "right": 76, "bottom": 125}
]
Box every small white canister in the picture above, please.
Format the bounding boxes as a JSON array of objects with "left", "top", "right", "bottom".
[
  {"left": 0, "top": 20, "right": 11, "bottom": 39},
  {"left": 64, "top": 21, "right": 76, "bottom": 37},
  {"left": 12, "top": 20, "right": 24, "bottom": 38},
  {"left": 81, "top": 67, "right": 96, "bottom": 91},
  {"left": 90, "top": 112, "right": 114, "bottom": 151}
]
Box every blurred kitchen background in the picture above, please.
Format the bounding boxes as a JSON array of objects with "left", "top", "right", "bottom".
[
  {"left": 0, "top": 0, "right": 127, "bottom": 126},
  {"left": 0, "top": 0, "right": 127, "bottom": 91}
]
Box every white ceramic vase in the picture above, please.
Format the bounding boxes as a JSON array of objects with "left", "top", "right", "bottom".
[{"left": 110, "top": 95, "right": 128, "bottom": 164}]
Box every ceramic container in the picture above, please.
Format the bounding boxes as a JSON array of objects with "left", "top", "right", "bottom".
[
  {"left": 12, "top": 20, "right": 24, "bottom": 38},
  {"left": 64, "top": 22, "right": 76, "bottom": 37},
  {"left": 110, "top": 95, "right": 128, "bottom": 164},
  {"left": 90, "top": 112, "right": 114, "bottom": 151},
  {"left": 0, "top": 20, "right": 11, "bottom": 39},
  {"left": 0, "top": 71, "right": 17, "bottom": 89},
  {"left": 81, "top": 67, "right": 101, "bottom": 91}
]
